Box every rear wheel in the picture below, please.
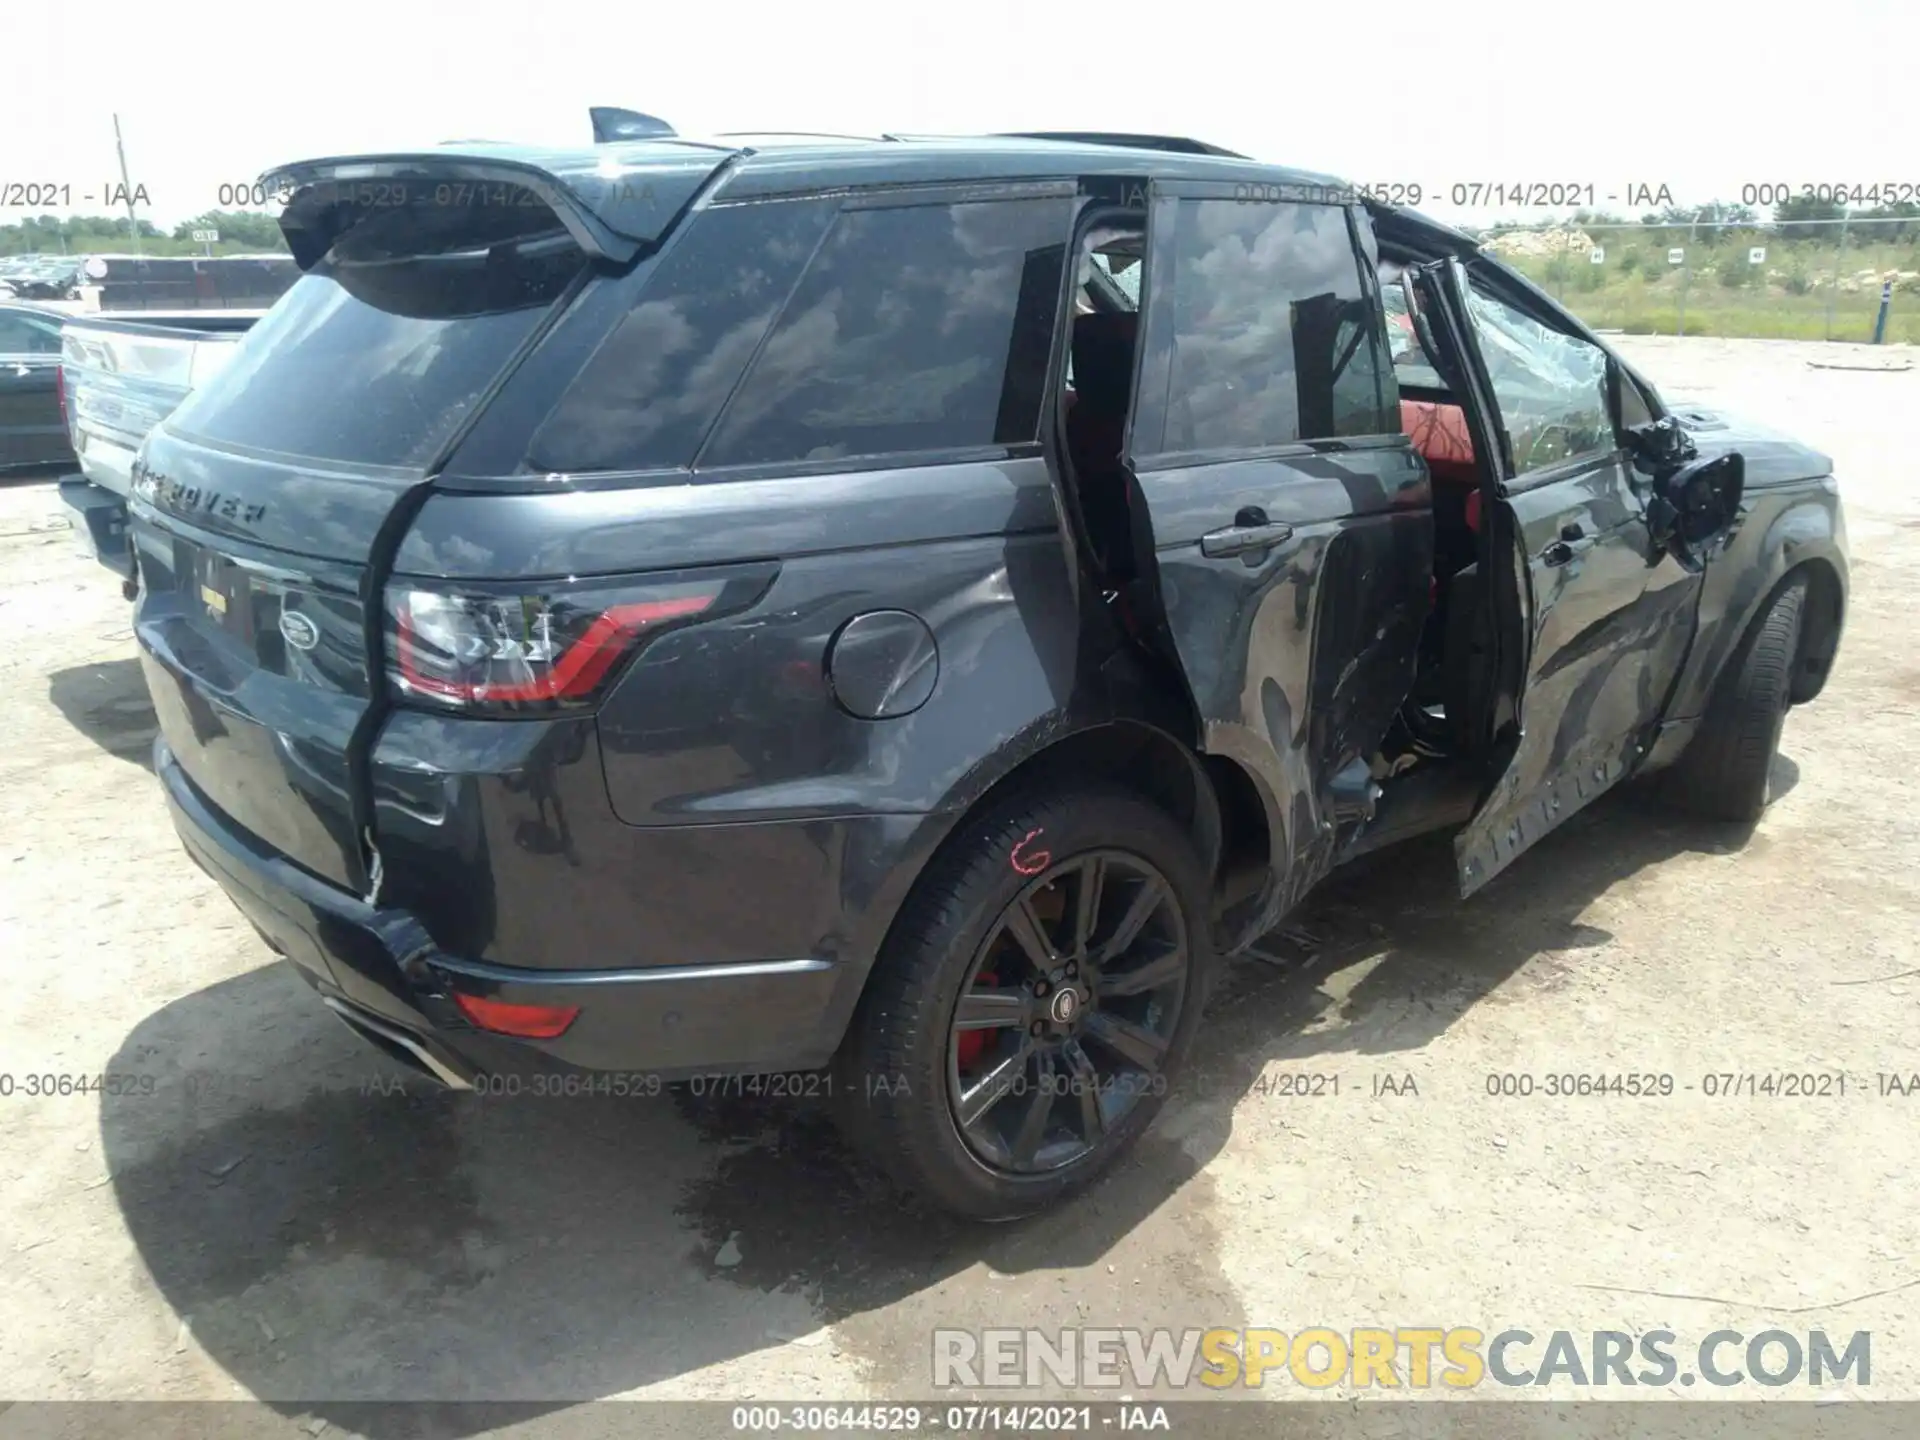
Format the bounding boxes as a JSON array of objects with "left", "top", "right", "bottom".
[
  {"left": 1665, "top": 575, "right": 1807, "bottom": 822},
  {"left": 837, "top": 784, "right": 1214, "bottom": 1220}
]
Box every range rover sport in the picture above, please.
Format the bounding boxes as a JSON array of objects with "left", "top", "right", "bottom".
[{"left": 129, "top": 124, "right": 1847, "bottom": 1219}]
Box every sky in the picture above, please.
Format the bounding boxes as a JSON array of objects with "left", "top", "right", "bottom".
[{"left": 3, "top": 0, "right": 1915, "bottom": 230}]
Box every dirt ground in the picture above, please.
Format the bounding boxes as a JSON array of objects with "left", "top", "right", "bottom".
[{"left": 1, "top": 336, "right": 1917, "bottom": 1428}]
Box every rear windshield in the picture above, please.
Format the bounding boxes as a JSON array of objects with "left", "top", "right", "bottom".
[{"left": 164, "top": 190, "right": 585, "bottom": 469}]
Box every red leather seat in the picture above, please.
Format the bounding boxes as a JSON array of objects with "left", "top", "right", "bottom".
[{"left": 1401, "top": 398, "right": 1477, "bottom": 485}]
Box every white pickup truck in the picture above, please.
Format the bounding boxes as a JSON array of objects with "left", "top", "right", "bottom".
[{"left": 58, "top": 311, "right": 265, "bottom": 588}]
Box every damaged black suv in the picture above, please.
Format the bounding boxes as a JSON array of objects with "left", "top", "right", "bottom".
[{"left": 130, "top": 121, "right": 1847, "bottom": 1219}]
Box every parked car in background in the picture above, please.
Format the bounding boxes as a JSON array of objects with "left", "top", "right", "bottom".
[
  {"left": 57, "top": 310, "right": 264, "bottom": 580},
  {"left": 0, "top": 301, "right": 73, "bottom": 472},
  {"left": 4, "top": 259, "right": 83, "bottom": 301},
  {"left": 129, "top": 126, "right": 1847, "bottom": 1220}
]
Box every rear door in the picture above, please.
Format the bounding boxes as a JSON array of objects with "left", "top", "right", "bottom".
[
  {"left": 1413, "top": 258, "right": 1701, "bottom": 894},
  {"left": 0, "top": 307, "right": 69, "bottom": 468},
  {"left": 129, "top": 178, "right": 599, "bottom": 894},
  {"left": 1121, "top": 182, "right": 1429, "bottom": 937}
]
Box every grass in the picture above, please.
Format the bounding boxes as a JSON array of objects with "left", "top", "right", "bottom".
[{"left": 1497, "top": 232, "right": 1920, "bottom": 344}]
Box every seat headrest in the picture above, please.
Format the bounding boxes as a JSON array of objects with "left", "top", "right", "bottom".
[{"left": 1070, "top": 310, "right": 1139, "bottom": 409}]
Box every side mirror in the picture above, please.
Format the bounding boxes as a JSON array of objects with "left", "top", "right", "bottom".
[{"left": 1646, "top": 452, "right": 1743, "bottom": 572}]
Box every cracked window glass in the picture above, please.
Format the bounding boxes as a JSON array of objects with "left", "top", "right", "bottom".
[{"left": 1464, "top": 288, "right": 1612, "bottom": 475}]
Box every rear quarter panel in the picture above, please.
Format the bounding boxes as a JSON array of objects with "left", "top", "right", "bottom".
[
  {"left": 386, "top": 456, "right": 1141, "bottom": 1057},
  {"left": 394, "top": 458, "right": 1096, "bottom": 826}
]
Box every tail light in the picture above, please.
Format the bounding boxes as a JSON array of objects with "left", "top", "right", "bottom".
[
  {"left": 452, "top": 993, "right": 580, "bottom": 1039},
  {"left": 386, "top": 575, "right": 735, "bottom": 714}
]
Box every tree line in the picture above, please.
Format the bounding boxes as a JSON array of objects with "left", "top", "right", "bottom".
[{"left": 0, "top": 210, "right": 288, "bottom": 256}]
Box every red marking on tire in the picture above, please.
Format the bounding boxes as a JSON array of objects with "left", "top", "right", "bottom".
[{"left": 1010, "top": 829, "right": 1051, "bottom": 875}]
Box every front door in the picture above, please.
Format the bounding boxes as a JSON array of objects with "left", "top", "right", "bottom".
[
  {"left": 1414, "top": 258, "right": 1715, "bottom": 894},
  {"left": 1119, "top": 184, "right": 1430, "bottom": 940}
]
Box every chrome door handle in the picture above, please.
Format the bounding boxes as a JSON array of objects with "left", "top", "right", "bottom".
[{"left": 1201, "top": 521, "right": 1294, "bottom": 559}]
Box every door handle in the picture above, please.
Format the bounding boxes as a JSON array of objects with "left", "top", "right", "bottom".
[
  {"left": 1201, "top": 520, "right": 1294, "bottom": 560},
  {"left": 1541, "top": 537, "right": 1595, "bottom": 567},
  {"left": 1539, "top": 519, "right": 1598, "bottom": 566}
]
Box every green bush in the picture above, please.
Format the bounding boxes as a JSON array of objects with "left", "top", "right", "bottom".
[
  {"left": 1784, "top": 267, "right": 1812, "bottom": 296},
  {"left": 1617, "top": 249, "right": 1642, "bottom": 276}
]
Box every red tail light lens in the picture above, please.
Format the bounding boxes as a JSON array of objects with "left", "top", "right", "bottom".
[
  {"left": 386, "top": 578, "right": 723, "bottom": 714},
  {"left": 452, "top": 993, "right": 580, "bottom": 1039}
]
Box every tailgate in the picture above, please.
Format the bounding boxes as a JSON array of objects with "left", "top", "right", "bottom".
[{"left": 132, "top": 431, "right": 399, "bottom": 890}]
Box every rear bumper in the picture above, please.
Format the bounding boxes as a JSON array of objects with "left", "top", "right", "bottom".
[{"left": 158, "top": 737, "right": 852, "bottom": 1084}]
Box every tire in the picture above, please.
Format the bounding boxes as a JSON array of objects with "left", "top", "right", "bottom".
[
  {"left": 836, "top": 782, "right": 1216, "bottom": 1221},
  {"left": 1665, "top": 575, "right": 1807, "bottom": 822}
]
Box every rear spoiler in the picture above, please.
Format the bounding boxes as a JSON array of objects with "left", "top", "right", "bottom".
[{"left": 261, "top": 145, "right": 734, "bottom": 270}]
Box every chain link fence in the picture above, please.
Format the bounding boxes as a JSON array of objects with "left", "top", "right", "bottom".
[{"left": 1481, "top": 218, "right": 1919, "bottom": 344}]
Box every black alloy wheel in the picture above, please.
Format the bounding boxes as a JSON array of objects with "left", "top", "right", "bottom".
[{"left": 946, "top": 850, "right": 1189, "bottom": 1175}]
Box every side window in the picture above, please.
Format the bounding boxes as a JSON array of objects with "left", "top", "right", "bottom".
[
  {"left": 527, "top": 198, "right": 837, "bottom": 474},
  {"left": 699, "top": 195, "right": 1073, "bottom": 469},
  {"left": 1132, "top": 197, "right": 1394, "bottom": 458},
  {"left": 1464, "top": 287, "right": 1613, "bottom": 475},
  {"left": 0, "top": 313, "right": 59, "bottom": 355}
]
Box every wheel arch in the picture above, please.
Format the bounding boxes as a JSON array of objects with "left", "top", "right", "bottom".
[
  {"left": 1787, "top": 555, "right": 1845, "bottom": 703},
  {"left": 832, "top": 718, "right": 1273, "bottom": 1017}
]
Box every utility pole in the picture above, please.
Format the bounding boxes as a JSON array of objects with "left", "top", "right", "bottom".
[{"left": 112, "top": 113, "right": 142, "bottom": 256}]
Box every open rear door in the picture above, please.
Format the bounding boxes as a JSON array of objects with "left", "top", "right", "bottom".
[{"left": 1116, "top": 183, "right": 1432, "bottom": 939}]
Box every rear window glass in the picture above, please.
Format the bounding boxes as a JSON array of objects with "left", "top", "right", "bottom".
[
  {"left": 165, "top": 191, "right": 584, "bottom": 469},
  {"left": 697, "top": 195, "right": 1073, "bottom": 469}
]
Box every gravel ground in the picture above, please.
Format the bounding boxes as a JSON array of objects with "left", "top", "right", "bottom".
[{"left": 0, "top": 336, "right": 1915, "bottom": 1433}]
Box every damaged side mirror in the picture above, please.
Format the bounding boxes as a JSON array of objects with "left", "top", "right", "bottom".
[{"left": 1645, "top": 451, "right": 1744, "bottom": 572}]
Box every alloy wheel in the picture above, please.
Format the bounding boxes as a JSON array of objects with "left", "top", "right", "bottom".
[{"left": 945, "top": 850, "right": 1189, "bottom": 1175}]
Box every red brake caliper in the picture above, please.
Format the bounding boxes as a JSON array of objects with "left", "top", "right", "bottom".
[{"left": 956, "top": 972, "right": 997, "bottom": 1069}]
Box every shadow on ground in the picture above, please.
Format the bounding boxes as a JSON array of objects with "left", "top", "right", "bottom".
[
  {"left": 49, "top": 657, "right": 156, "bottom": 770},
  {"left": 98, "top": 772, "right": 1764, "bottom": 1435}
]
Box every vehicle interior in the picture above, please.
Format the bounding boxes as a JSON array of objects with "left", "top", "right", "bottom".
[
  {"left": 1375, "top": 256, "right": 1500, "bottom": 777},
  {"left": 1052, "top": 213, "right": 1506, "bottom": 848},
  {"left": 1058, "top": 215, "right": 1150, "bottom": 593}
]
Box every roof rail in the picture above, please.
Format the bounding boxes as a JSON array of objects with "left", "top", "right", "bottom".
[
  {"left": 714, "top": 130, "right": 897, "bottom": 143},
  {"left": 995, "top": 131, "right": 1248, "bottom": 159}
]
